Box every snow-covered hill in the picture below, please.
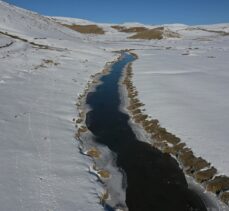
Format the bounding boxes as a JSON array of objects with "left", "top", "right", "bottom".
[
  {"left": 0, "top": 1, "right": 84, "bottom": 40},
  {"left": 0, "top": 1, "right": 116, "bottom": 210}
]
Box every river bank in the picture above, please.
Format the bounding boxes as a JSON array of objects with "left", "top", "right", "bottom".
[{"left": 122, "top": 51, "right": 229, "bottom": 209}]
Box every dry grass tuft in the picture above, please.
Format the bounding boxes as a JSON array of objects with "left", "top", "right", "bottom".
[
  {"left": 97, "top": 170, "right": 110, "bottom": 178},
  {"left": 78, "top": 126, "right": 88, "bottom": 133},
  {"left": 63, "top": 24, "right": 105, "bottom": 34},
  {"left": 100, "top": 190, "right": 109, "bottom": 205},
  {"left": 220, "top": 192, "right": 229, "bottom": 205},
  {"left": 194, "top": 167, "right": 217, "bottom": 183},
  {"left": 86, "top": 147, "right": 101, "bottom": 158},
  {"left": 206, "top": 176, "right": 229, "bottom": 194}
]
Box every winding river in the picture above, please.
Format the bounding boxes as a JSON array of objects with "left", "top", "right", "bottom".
[{"left": 85, "top": 52, "right": 207, "bottom": 211}]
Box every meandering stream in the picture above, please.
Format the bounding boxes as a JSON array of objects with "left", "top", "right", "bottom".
[{"left": 85, "top": 52, "right": 207, "bottom": 211}]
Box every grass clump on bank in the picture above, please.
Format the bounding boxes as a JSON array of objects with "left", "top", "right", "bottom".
[
  {"left": 220, "top": 192, "right": 229, "bottom": 205},
  {"left": 86, "top": 147, "right": 101, "bottom": 159},
  {"left": 98, "top": 170, "right": 110, "bottom": 178},
  {"left": 63, "top": 24, "right": 105, "bottom": 34}
]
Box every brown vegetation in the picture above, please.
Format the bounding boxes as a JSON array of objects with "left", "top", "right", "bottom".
[
  {"left": 128, "top": 27, "right": 180, "bottom": 40},
  {"left": 86, "top": 147, "right": 101, "bottom": 158},
  {"left": 98, "top": 170, "right": 110, "bottom": 178},
  {"left": 76, "top": 118, "right": 83, "bottom": 124},
  {"left": 194, "top": 167, "right": 217, "bottom": 183},
  {"left": 77, "top": 126, "right": 88, "bottom": 137},
  {"left": 100, "top": 190, "right": 109, "bottom": 205},
  {"left": 63, "top": 24, "right": 105, "bottom": 34},
  {"left": 206, "top": 176, "right": 229, "bottom": 194},
  {"left": 111, "top": 25, "right": 126, "bottom": 31},
  {"left": 129, "top": 27, "right": 164, "bottom": 40},
  {"left": 111, "top": 25, "right": 148, "bottom": 33},
  {"left": 121, "top": 26, "right": 148, "bottom": 33},
  {"left": 220, "top": 192, "right": 229, "bottom": 205}
]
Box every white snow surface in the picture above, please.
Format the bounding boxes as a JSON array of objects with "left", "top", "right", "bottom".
[
  {"left": 132, "top": 37, "right": 229, "bottom": 176},
  {"left": 0, "top": 1, "right": 115, "bottom": 210},
  {"left": 1, "top": 0, "right": 229, "bottom": 210},
  {"left": 50, "top": 16, "right": 96, "bottom": 25}
]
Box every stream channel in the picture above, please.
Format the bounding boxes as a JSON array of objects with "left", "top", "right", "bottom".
[{"left": 85, "top": 52, "right": 208, "bottom": 211}]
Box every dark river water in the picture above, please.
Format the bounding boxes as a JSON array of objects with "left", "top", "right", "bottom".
[{"left": 85, "top": 53, "right": 207, "bottom": 211}]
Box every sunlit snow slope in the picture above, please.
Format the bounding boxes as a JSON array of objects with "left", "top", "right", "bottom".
[{"left": 0, "top": 1, "right": 115, "bottom": 210}]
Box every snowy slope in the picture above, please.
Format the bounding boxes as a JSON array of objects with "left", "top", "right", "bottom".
[
  {"left": 0, "top": 33, "right": 13, "bottom": 47},
  {"left": 0, "top": 0, "right": 84, "bottom": 40},
  {"left": 0, "top": 1, "right": 116, "bottom": 210},
  {"left": 50, "top": 16, "right": 96, "bottom": 25}
]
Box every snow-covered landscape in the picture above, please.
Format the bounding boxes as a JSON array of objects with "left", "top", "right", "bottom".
[
  {"left": 0, "top": 0, "right": 229, "bottom": 210},
  {"left": 132, "top": 37, "right": 229, "bottom": 175}
]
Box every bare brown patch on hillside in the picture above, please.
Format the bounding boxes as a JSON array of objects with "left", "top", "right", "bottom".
[
  {"left": 128, "top": 27, "right": 180, "bottom": 40},
  {"left": 121, "top": 26, "right": 148, "bottom": 33},
  {"left": 111, "top": 25, "right": 126, "bottom": 31},
  {"left": 111, "top": 25, "right": 148, "bottom": 33},
  {"left": 63, "top": 24, "right": 105, "bottom": 34},
  {"left": 129, "top": 27, "right": 164, "bottom": 40}
]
